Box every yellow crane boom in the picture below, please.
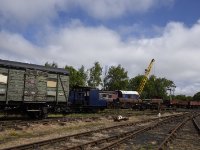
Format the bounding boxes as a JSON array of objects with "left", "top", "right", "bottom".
[{"left": 137, "top": 59, "right": 155, "bottom": 95}]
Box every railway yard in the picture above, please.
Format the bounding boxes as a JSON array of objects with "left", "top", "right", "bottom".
[
  {"left": 1, "top": 0, "right": 200, "bottom": 149},
  {"left": 0, "top": 110, "right": 199, "bottom": 150}
]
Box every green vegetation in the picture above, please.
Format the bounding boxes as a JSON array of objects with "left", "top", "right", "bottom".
[
  {"left": 45, "top": 61, "right": 58, "bottom": 68},
  {"left": 0, "top": 122, "right": 104, "bottom": 143},
  {"left": 129, "top": 75, "right": 175, "bottom": 99},
  {"left": 104, "top": 65, "right": 129, "bottom": 90},
  {"left": 48, "top": 109, "right": 159, "bottom": 119},
  {"left": 44, "top": 61, "right": 199, "bottom": 99},
  {"left": 88, "top": 62, "right": 103, "bottom": 88},
  {"left": 171, "top": 93, "right": 200, "bottom": 101},
  {"left": 193, "top": 92, "right": 200, "bottom": 101},
  {"left": 65, "top": 65, "right": 87, "bottom": 88}
]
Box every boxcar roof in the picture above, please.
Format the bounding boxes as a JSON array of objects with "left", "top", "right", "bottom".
[
  {"left": 0, "top": 59, "right": 69, "bottom": 75},
  {"left": 119, "top": 90, "right": 139, "bottom": 95}
]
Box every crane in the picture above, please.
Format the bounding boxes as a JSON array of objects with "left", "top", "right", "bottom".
[{"left": 137, "top": 59, "right": 155, "bottom": 95}]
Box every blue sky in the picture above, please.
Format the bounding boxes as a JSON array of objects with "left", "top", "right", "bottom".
[{"left": 0, "top": 0, "right": 200, "bottom": 96}]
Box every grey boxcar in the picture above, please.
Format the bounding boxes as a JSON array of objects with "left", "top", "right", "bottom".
[{"left": 0, "top": 59, "right": 69, "bottom": 118}]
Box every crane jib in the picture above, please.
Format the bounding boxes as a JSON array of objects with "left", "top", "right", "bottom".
[{"left": 137, "top": 59, "right": 155, "bottom": 95}]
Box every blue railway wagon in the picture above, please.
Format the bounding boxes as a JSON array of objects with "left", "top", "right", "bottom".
[{"left": 69, "top": 87, "right": 107, "bottom": 112}]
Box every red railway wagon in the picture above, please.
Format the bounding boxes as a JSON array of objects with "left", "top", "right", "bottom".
[
  {"left": 170, "top": 99, "right": 189, "bottom": 108},
  {"left": 99, "top": 90, "right": 140, "bottom": 109},
  {"left": 189, "top": 101, "right": 200, "bottom": 108}
]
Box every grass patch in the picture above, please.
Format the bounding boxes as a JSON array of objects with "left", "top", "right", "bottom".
[
  {"left": 8, "top": 131, "right": 19, "bottom": 137},
  {"left": 48, "top": 109, "right": 155, "bottom": 118},
  {"left": 0, "top": 130, "right": 34, "bottom": 144},
  {"left": 59, "top": 122, "right": 105, "bottom": 132},
  {"left": 0, "top": 121, "right": 105, "bottom": 144},
  {"left": 138, "top": 143, "right": 155, "bottom": 150}
]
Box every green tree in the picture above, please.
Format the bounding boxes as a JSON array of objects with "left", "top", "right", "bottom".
[
  {"left": 87, "top": 62, "right": 102, "bottom": 88},
  {"left": 45, "top": 61, "right": 58, "bottom": 68},
  {"left": 193, "top": 92, "right": 200, "bottom": 101},
  {"left": 78, "top": 65, "right": 88, "bottom": 86},
  {"left": 65, "top": 65, "right": 87, "bottom": 89},
  {"left": 128, "top": 75, "right": 144, "bottom": 91},
  {"left": 186, "top": 96, "right": 193, "bottom": 101},
  {"left": 104, "top": 65, "right": 129, "bottom": 90},
  {"left": 129, "top": 75, "right": 175, "bottom": 99},
  {"left": 174, "top": 94, "right": 187, "bottom": 100}
]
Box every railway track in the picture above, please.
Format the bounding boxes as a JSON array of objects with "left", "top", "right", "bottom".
[
  {"left": 1, "top": 113, "right": 187, "bottom": 150},
  {"left": 110, "top": 112, "right": 199, "bottom": 150},
  {"left": 158, "top": 114, "right": 200, "bottom": 150},
  {"left": 0, "top": 110, "right": 174, "bottom": 131}
]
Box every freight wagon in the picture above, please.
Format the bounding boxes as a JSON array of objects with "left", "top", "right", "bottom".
[
  {"left": 99, "top": 91, "right": 118, "bottom": 108},
  {"left": 116, "top": 90, "right": 140, "bottom": 108},
  {"left": 170, "top": 99, "right": 189, "bottom": 108},
  {"left": 189, "top": 101, "right": 200, "bottom": 109},
  {"left": 0, "top": 59, "right": 69, "bottom": 118},
  {"left": 169, "top": 99, "right": 200, "bottom": 109},
  {"left": 100, "top": 90, "right": 140, "bottom": 109}
]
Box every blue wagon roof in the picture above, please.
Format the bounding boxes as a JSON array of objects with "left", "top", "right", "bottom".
[{"left": 0, "top": 59, "right": 69, "bottom": 75}]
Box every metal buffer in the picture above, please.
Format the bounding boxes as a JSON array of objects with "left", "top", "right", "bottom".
[{"left": 137, "top": 59, "right": 155, "bottom": 95}]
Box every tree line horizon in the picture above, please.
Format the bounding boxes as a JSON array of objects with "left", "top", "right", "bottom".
[{"left": 45, "top": 61, "right": 200, "bottom": 101}]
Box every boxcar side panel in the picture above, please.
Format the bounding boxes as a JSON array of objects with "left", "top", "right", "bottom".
[
  {"left": 7, "top": 69, "right": 25, "bottom": 101},
  {"left": 35, "top": 75, "right": 47, "bottom": 101},
  {"left": 24, "top": 69, "right": 48, "bottom": 101},
  {"left": 46, "top": 73, "right": 57, "bottom": 102},
  {"left": 57, "top": 75, "right": 69, "bottom": 102}
]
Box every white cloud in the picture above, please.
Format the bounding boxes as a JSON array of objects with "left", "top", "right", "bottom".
[
  {"left": 0, "top": 0, "right": 65, "bottom": 28},
  {"left": 74, "top": 0, "right": 158, "bottom": 19},
  {"left": 1, "top": 19, "right": 200, "bottom": 96},
  {"left": 63, "top": 0, "right": 174, "bottom": 20},
  {"left": 0, "top": 31, "right": 45, "bottom": 63},
  {"left": 0, "top": 0, "right": 174, "bottom": 28}
]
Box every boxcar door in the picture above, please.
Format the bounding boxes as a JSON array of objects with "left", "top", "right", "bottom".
[{"left": 24, "top": 69, "right": 47, "bottom": 102}]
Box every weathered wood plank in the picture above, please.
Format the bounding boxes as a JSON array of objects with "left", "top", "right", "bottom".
[{"left": 0, "top": 67, "right": 8, "bottom": 73}]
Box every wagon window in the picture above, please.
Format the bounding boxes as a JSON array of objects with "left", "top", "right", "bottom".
[
  {"left": 0, "top": 73, "right": 7, "bottom": 95},
  {"left": 0, "top": 74, "right": 8, "bottom": 84},
  {"left": 47, "top": 79, "right": 57, "bottom": 88},
  {"left": 100, "top": 94, "right": 107, "bottom": 98}
]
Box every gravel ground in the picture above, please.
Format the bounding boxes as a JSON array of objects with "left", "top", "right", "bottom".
[{"left": 0, "top": 111, "right": 178, "bottom": 149}]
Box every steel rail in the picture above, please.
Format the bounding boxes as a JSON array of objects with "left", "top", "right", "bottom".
[
  {"left": 98, "top": 113, "right": 192, "bottom": 150},
  {"left": 157, "top": 116, "right": 191, "bottom": 150},
  {"left": 94, "top": 115, "right": 186, "bottom": 150},
  {"left": 2, "top": 114, "right": 184, "bottom": 150},
  {"left": 192, "top": 117, "right": 200, "bottom": 135},
  {"left": 66, "top": 125, "right": 153, "bottom": 150},
  {"left": 3, "top": 113, "right": 189, "bottom": 150}
]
